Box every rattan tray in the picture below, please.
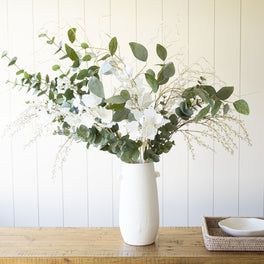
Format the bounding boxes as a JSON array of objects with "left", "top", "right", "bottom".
[{"left": 202, "top": 216, "right": 264, "bottom": 251}]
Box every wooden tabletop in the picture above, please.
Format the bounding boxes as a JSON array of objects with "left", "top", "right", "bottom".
[{"left": 0, "top": 227, "right": 263, "bottom": 263}]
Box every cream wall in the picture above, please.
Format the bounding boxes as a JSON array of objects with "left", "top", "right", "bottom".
[{"left": 0, "top": 0, "right": 263, "bottom": 227}]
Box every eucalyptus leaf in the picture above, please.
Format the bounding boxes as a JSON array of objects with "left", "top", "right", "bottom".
[
  {"left": 120, "top": 90, "right": 130, "bottom": 100},
  {"left": 195, "top": 105, "right": 210, "bottom": 123},
  {"left": 211, "top": 101, "right": 222, "bottom": 117},
  {"left": 88, "top": 76, "right": 105, "bottom": 98},
  {"left": 216, "top": 86, "right": 234, "bottom": 100},
  {"left": 65, "top": 43, "right": 79, "bottom": 61},
  {"left": 109, "top": 37, "right": 117, "bottom": 56},
  {"left": 146, "top": 69, "right": 155, "bottom": 77},
  {"left": 1, "top": 50, "right": 7, "bottom": 58},
  {"left": 8, "top": 57, "right": 17, "bottom": 66},
  {"left": 81, "top": 42, "right": 89, "bottom": 49},
  {"left": 129, "top": 42, "right": 148, "bottom": 62},
  {"left": 68, "top": 28, "right": 76, "bottom": 43},
  {"left": 233, "top": 99, "right": 249, "bottom": 115},
  {"left": 99, "top": 54, "right": 111, "bottom": 61},
  {"left": 82, "top": 55, "right": 91, "bottom": 61},
  {"left": 156, "top": 44, "right": 167, "bottom": 61},
  {"left": 145, "top": 73, "right": 159, "bottom": 93},
  {"left": 112, "top": 107, "right": 130, "bottom": 122},
  {"left": 223, "top": 103, "right": 229, "bottom": 115},
  {"left": 52, "top": 64, "right": 60, "bottom": 71},
  {"left": 105, "top": 95, "right": 126, "bottom": 104},
  {"left": 16, "top": 69, "right": 24, "bottom": 75},
  {"left": 163, "top": 62, "right": 175, "bottom": 78},
  {"left": 77, "top": 69, "right": 88, "bottom": 80}
]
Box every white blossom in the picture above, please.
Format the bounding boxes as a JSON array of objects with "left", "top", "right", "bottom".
[{"left": 82, "top": 93, "right": 102, "bottom": 108}]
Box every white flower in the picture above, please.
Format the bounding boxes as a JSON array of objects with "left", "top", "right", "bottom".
[
  {"left": 126, "top": 121, "right": 141, "bottom": 140},
  {"left": 82, "top": 93, "right": 102, "bottom": 108},
  {"left": 139, "top": 107, "right": 169, "bottom": 140},
  {"left": 96, "top": 107, "right": 113, "bottom": 127},
  {"left": 99, "top": 61, "right": 116, "bottom": 75}
]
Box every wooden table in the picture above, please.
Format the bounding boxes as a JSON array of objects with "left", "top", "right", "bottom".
[{"left": 0, "top": 227, "right": 263, "bottom": 263}]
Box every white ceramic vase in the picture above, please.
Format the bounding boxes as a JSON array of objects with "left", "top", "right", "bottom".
[{"left": 119, "top": 162, "right": 159, "bottom": 246}]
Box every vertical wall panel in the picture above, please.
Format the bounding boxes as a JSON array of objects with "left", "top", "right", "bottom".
[
  {"left": 240, "top": 0, "right": 264, "bottom": 216},
  {"left": 85, "top": 0, "right": 113, "bottom": 227},
  {"left": 34, "top": 0, "right": 64, "bottom": 226},
  {"left": 188, "top": 0, "right": 214, "bottom": 226},
  {"left": 0, "top": 0, "right": 14, "bottom": 226},
  {"left": 8, "top": 0, "right": 39, "bottom": 226},
  {"left": 162, "top": 0, "right": 189, "bottom": 226},
  {"left": 59, "top": 0, "right": 88, "bottom": 227},
  {"left": 214, "top": 0, "right": 240, "bottom": 217}
]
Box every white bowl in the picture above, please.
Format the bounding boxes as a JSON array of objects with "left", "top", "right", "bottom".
[{"left": 218, "top": 217, "right": 264, "bottom": 237}]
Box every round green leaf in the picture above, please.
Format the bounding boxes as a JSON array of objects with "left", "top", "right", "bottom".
[
  {"left": 81, "top": 42, "right": 89, "bottom": 49},
  {"left": 163, "top": 62, "right": 175, "bottom": 79},
  {"left": 52, "top": 65, "right": 60, "bottom": 71},
  {"left": 82, "top": 55, "right": 91, "bottom": 61},
  {"left": 216, "top": 86, "right": 234, "bottom": 100},
  {"left": 88, "top": 76, "right": 105, "bottom": 98},
  {"left": 146, "top": 69, "right": 155, "bottom": 78},
  {"left": 68, "top": 28, "right": 76, "bottom": 43},
  {"left": 233, "top": 99, "right": 249, "bottom": 115},
  {"left": 109, "top": 37, "right": 118, "bottom": 56},
  {"left": 120, "top": 90, "right": 130, "bottom": 100},
  {"left": 156, "top": 44, "right": 167, "bottom": 61},
  {"left": 145, "top": 73, "right": 159, "bottom": 93},
  {"left": 129, "top": 42, "right": 148, "bottom": 62},
  {"left": 77, "top": 69, "right": 88, "bottom": 80}
]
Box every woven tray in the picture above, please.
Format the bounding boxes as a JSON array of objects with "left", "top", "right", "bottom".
[{"left": 202, "top": 216, "right": 264, "bottom": 251}]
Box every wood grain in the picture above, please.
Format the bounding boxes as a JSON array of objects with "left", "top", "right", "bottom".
[{"left": 0, "top": 227, "right": 263, "bottom": 263}]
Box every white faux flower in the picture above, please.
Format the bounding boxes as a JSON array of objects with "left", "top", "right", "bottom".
[
  {"left": 82, "top": 93, "right": 102, "bottom": 108},
  {"left": 99, "top": 60, "right": 116, "bottom": 75},
  {"left": 96, "top": 107, "right": 113, "bottom": 127},
  {"left": 139, "top": 107, "right": 169, "bottom": 140},
  {"left": 126, "top": 121, "right": 141, "bottom": 140}
]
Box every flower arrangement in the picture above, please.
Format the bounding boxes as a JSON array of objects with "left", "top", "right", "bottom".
[{"left": 1, "top": 28, "right": 251, "bottom": 172}]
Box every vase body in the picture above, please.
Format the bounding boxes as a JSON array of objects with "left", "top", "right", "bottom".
[{"left": 119, "top": 162, "right": 159, "bottom": 246}]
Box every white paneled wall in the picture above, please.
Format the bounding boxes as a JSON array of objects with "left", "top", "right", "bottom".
[{"left": 0, "top": 0, "right": 263, "bottom": 227}]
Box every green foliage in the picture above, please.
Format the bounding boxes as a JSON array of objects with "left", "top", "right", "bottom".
[
  {"left": 88, "top": 76, "right": 104, "bottom": 98},
  {"left": 211, "top": 100, "right": 222, "bottom": 117},
  {"left": 8, "top": 57, "right": 17, "bottom": 66},
  {"left": 68, "top": 28, "right": 76, "bottom": 43},
  {"left": 1, "top": 50, "right": 7, "bottom": 58},
  {"left": 52, "top": 65, "right": 60, "bottom": 71},
  {"left": 195, "top": 105, "right": 210, "bottom": 123},
  {"left": 112, "top": 107, "right": 130, "bottom": 122},
  {"left": 156, "top": 44, "right": 167, "bottom": 61},
  {"left": 65, "top": 43, "right": 79, "bottom": 61},
  {"left": 145, "top": 73, "right": 159, "bottom": 93},
  {"left": 129, "top": 42, "right": 148, "bottom": 62},
  {"left": 216, "top": 86, "right": 234, "bottom": 100},
  {"left": 109, "top": 37, "right": 117, "bottom": 56},
  {"left": 77, "top": 69, "right": 88, "bottom": 80},
  {"left": 81, "top": 42, "right": 89, "bottom": 49},
  {"left": 233, "top": 99, "right": 250, "bottom": 115}
]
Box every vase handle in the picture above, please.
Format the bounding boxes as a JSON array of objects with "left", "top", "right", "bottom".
[{"left": 155, "top": 171, "right": 160, "bottom": 178}]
